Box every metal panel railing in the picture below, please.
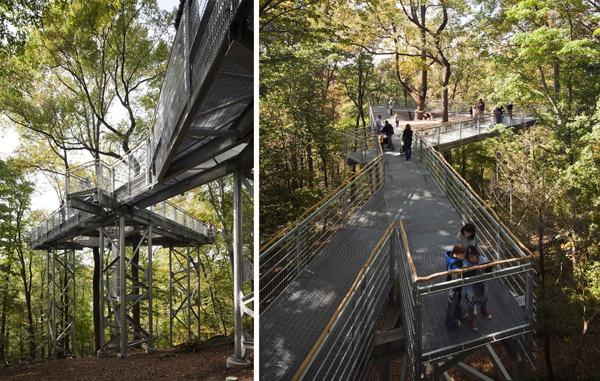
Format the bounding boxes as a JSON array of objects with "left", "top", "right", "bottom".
[
  {"left": 294, "top": 222, "right": 400, "bottom": 380},
  {"left": 259, "top": 149, "right": 385, "bottom": 313},
  {"left": 28, "top": 205, "right": 94, "bottom": 249},
  {"left": 149, "top": 199, "right": 213, "bottom": 239},
  {"left": 112, "top": 140, "right": 151, "bottom": 203},
  {"left": 150, "top": 0, "right": 242, "bottom": 178}
]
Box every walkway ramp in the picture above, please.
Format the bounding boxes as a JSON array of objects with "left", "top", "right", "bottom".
[
  {"left": 260, "top": 130, "right": 533, "bottom": 379},
  {"left": 260, "top": 191, "right": 389, "bottom": 380}
]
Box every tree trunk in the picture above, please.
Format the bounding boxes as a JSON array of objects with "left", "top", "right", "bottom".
[
  {"left": 538, "top": 211, "right": 554, "bottom": 379},
  {"left": 417, "top": 4, "right": 428, "bottom": 121},
  {"left": 0, "top": 271, "right": 9, "bottom": 362}
]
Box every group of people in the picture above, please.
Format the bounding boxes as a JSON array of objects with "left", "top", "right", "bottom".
[
  {"left": 469, "top": 99, "right": 514, "bottom": 120},
  {"left": 444, "top": 223, "right": 492, "bottom": 332},
  {"left": 375, "top": 114, "right": 413, "bottom": 160}
]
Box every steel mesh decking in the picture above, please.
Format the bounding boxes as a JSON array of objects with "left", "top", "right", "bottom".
[
  {"left": 382, "top": 144, "right": 531, "bottom": 364},
  {"left": 260, "top": 193, "right": 389, "bottom": 380}
]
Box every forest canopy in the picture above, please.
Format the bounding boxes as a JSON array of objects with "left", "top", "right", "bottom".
[
  {"left": 260, "top": 0, "right": 600, "bottom": 377},
  {"left": 0, "top": 0, "right": 253, "bottom": 363}
]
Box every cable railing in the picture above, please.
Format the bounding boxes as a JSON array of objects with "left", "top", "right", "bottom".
[
  {"left": 259, "top": 147, "right": 385, "bottom": 313},
  {"left": 28, "top": 195, "right": 213, "bottom": 249},
  {"left": 293, "top": 222, "right": 400, "bottom": 380},
  {"left": 404, "top": 131, "right": 535, "bottom": 364},
  {"left": 417, "top": 110, "right": 536, "bottom": 149},
  {"left": 369, "top": 96, "right": 545, "bottom": 114}
]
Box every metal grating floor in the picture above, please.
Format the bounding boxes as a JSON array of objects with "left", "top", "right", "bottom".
[
  {"left": 260, "top": 148, "right": 530, "bottom": 379},
  {"left": 260, "top": 193, "right": 389, "bottom": 380},
  {"left": 381, "top": 150, "right": 529, "bottom": 363}
]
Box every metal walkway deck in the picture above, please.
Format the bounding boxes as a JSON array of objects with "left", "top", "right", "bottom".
[
  {"left": 260, "top": 191, "right": 389, "bottom": 380},
  {"left": 371, "top": 104, "right": 536, "bottom": 153},
  {"left": 261, "top": 145, "right": 530, "bottom": 379}
]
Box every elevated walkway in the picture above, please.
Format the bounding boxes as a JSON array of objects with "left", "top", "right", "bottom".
[
  {"left": 30, "top": 0, "right": 254, "bottom": 363},
  {"left": 260, "top": 127, "right": 533, "bottom": 379},
  {"left": 370, "top": 104, "right": 536, "bottom": 154}
]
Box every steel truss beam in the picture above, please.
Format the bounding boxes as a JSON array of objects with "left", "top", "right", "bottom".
[
  {"left": 169, "top": 246, "right": 201, "bottom": 346},
  {"left": 47, "top": 249, "right": 76, "bottom": 358},
  {"left": 97, "top": 218, "right": 155, "bottom": 357}
]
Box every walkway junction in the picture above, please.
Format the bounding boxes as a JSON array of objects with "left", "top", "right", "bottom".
[
  {"left": 28, "top": 0, "right": 253, "bottom": 367},
  {"left": 259, "top": 101, "right": 536, "bottom": 379}
]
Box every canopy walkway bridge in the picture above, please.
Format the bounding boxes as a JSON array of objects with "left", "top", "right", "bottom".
[
  {"left": 369, "top": 103, "right": 536, "bottom": 159},
  {"left": 259, "top": 106, "right": 536, "bottom": 379},
  {"left": 28, "top": 0, "right": 253, "bottom": 366}
]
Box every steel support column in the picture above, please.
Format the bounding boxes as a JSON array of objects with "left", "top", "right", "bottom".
[
  {"left": 47, "top": 248, "right": 76, "bottom": 358},
  {"left": 99, "top": 219, "right": 153, "bottom": 356},
  {"left": 117, "top": 215, "right": 128, "bottom": 358},
  {"left": 227, "top": 171, "right": 252, "bottom": 368},
  {"left": 169, "top": 245, "right": 201, "bottom": 346}
]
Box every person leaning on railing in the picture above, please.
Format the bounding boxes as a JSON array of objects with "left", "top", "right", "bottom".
[
  {"left": 463, "top": 246, "right": 493, "bottom": 332},
  {"left": 444, "top": 243, "right": 468, "bottom": 330}
]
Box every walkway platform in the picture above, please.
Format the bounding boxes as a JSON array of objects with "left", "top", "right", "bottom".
[
  {"left": 382, "top": 150, "right": 529, "bottom": 362},
  {"left": 260, "top": 146, "right": 530, "bottom": 378},
  {"left": 260, "top": 192, "right": 389, "bottom": 380}
]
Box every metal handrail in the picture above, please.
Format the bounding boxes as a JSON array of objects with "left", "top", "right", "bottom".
[
  {"left": 259, "top": 148, "right": 385, "bottom": 312},
  {"left": 293, "top": 221, "right": 399, "bottom": 380}
]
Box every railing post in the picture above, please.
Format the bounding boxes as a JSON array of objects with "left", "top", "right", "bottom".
[
  {"left": 295, "top": 228, "right": 302, "bottom": 276},
  {"left": 342, "top": 188, "right": 349, "bottom": 226},
  {"left": 496, "top": 225, "right": 506, "bottom": 261}
]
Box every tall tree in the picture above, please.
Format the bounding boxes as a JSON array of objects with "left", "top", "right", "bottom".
[{"left": 0, "top": 159, "right": 35, "bottom": 359}]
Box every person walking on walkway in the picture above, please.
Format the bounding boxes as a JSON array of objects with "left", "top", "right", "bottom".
[
  {"left": 445, "top": 244, "right": 468, "bottom": 329},
  {"left": 402, "top": 124, "right": 413, "bottom": 161},
  {"left": 395, "top": 112, "right": 400, "bottom": 128},
  {"left": 388, "top": 97, "right": 394, "bottom": 115},
  {"left": 375, "top": 114, "right": 384, "bottom": 136},
  {"left": 382, "top": 120, "right": 395, "bottom": 150},
  {"left": 477, "top": 99, "right": 485, "bottom": 115},
  {"left": 463, "top": 246, "right": 493, "bottom": 331}
]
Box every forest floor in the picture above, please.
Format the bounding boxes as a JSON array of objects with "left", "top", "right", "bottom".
[{"left": 0, "top": 340, "right": 253, "bottom": 381}]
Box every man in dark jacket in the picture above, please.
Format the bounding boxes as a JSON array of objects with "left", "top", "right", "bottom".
[{"left": 382, "top": 121, "right": 395, "bottom": 150}]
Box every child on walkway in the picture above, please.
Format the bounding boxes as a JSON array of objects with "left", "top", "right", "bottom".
[
  {"left": 463, "top": 245, "right": 493, "bottom": 332},
  {"left": 445, "top": 243, "right": 468, "bottom": 329},
  {"left": 456, "top": 223, "right": 479, "bottom": 250}
]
